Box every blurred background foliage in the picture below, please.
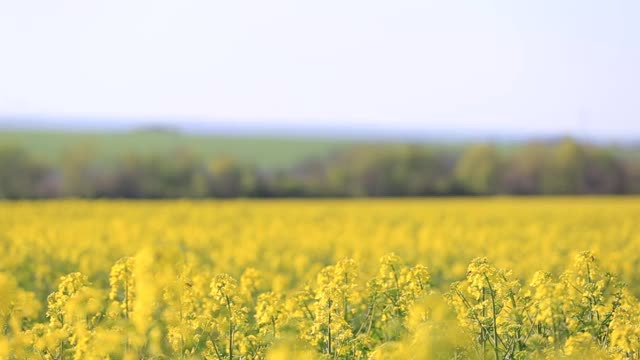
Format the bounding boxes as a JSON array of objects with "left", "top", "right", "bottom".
[{"left": 1, "top": 131, "right": 639, "bottom": 198}]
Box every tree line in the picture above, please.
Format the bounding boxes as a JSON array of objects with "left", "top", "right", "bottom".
[{"left": 1, "top": 138, "right": 638, "bottom": 198}]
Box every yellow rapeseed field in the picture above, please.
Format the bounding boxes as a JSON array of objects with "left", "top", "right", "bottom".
[{"left": 1, "top": 198, "right": 639, "bottom": 359}]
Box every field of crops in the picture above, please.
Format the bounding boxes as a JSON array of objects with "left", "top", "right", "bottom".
[
  {"left": 1, "top": 198, "right": 639, "bottom": 359},
  {"left": 0, "top": 131, "right": 353, "bottom": 168}
]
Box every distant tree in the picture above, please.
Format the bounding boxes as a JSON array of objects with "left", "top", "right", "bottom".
[
  {"left": 61, "top": 143, "right": 99, "bottom": 197},
  {"left": 98, "top": 148, "right": 205, "bottom": 198},
  {"left": 0, "top": 146, "right": 56, "bottom": 198},
  {"left": 502, "top": 143, "right": 546, "bottom": 194},
  {"left": 208, "top": 156, "right": 259, "bottom": 197},
  {"left": 582, "top": 147, "right": 625, "bottom": 194},
  {"left": 455, "top": 144, "right": 502, "bottom": 194},
  {"left": 622, "top": 159, "right": 640, "bottom": 194},
  {"left": 0, "top": 138, "right": 638, "bottom": 198},
  {"left": 402, "top": 145, "right": 456, "bottom": 195},
  {"left": 540, "top": 139, "right": 587, "bottom": 194}
]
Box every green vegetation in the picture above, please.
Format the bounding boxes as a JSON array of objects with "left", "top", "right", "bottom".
[
  {"left": 0, "top": 130, "right": 354, "bottom": 169},
  {"left": 1, "top": 133, "right": 639, "bottom": 198}
]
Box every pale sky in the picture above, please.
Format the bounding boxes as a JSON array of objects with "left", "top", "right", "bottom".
[{"left": 0, "top": 0, "right": 639, "bottom": 138}]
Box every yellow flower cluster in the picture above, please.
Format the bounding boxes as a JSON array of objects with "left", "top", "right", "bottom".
[
  {"left": 0, "top": 198, "right": 639, "bottom": 359},
  {"left": 446, "top": 251, "right": 640, "bottom": 359}
]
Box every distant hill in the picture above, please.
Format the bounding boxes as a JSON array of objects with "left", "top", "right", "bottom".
[
  {"left": 3, "top": 116, "right": 640, "bottom": 142},
  {"left": 0, "top": 130, "right": 357, "bottom": 169},
  {"left": 1, "top": 117, "right": 639, "bottom": 168},
  {"left": 2, "top": 129, "right": 639, "bottom": 170}
]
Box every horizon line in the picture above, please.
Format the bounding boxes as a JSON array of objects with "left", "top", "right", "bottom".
[{"left": 1, "top": 114, "right": 639, "bottom": 143}]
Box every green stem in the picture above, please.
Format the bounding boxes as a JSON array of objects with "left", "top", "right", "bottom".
[
  {"left": 211, "top": 335, "right": 223, "bottom": 360},
  {"left": 223, "top": 294, "right": 234, "bottom": 360},
  {"left": 328, "top": 299, "right": 333, "bottom": 355},
  {"left": 483, "top": 274, "right": 500, "bottom": 360}
]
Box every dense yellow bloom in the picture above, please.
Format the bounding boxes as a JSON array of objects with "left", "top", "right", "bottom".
[
  {"left": 608, "top": 293, "right": 640, "bottom": 359},
  {"left": 108, "top": 257, "right": 135, "bottom": 319},
  {"left": 1, "top": 198, "right": 640, "bottom": 359},
  {"left": 255, "top": 291, "right": 286, "bottom": 337}
]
